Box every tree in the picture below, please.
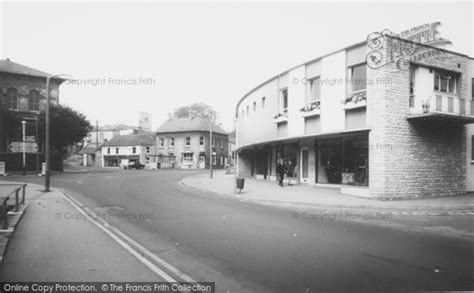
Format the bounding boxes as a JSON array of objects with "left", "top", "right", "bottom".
[
  {"left": 37, "top": 104, "right": 92, "bottom": 155},
  {"left": 172, "top": 102, "right": 218, "bottom": 122}
]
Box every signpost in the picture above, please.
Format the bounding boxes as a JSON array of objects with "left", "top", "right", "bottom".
[
  {"left": 10, "top": 142, "right": 39, "bottom": 154},
  {"left": 0, "top": 162, "right": 6, "bottom": 176}
]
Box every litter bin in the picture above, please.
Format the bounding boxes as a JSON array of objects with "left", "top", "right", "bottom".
[{"left": 236, "top": 177, "right": 245, "bottom": 193}]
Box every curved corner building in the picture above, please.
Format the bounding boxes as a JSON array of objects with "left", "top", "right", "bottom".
[{"left": 235, "top": 35, "right": 474, "bottom": 199}]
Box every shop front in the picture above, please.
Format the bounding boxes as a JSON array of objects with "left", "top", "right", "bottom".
[{"left": 316, "top": 134, "right": 369, "bottom": 186}]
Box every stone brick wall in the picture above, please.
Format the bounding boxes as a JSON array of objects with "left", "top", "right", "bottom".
[{"left": 367, "top": 36, "right": 469, "bottom": 198}]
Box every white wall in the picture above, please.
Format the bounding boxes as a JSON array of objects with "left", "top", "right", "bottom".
[
  {"left": 320, "top": 51, "right": 346, "bottom": 132},
  {"left": 287, "top": 65, "right": 306, "bottom": 137}
]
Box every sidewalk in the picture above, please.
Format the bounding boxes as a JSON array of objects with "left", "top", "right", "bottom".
[
  {"left": 0, "top": 181, "right": 160, "bottom": 281},
  {"left": 181, "top": 171, "right": 474, "bottom": 211}
]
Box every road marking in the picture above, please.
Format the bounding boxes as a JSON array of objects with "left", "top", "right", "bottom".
[{"left": 57, "top": 188, "right": 178, "bottom": 282}]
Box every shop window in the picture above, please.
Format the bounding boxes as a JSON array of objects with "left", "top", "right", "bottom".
[
  {"left": 220, "top": 156, "right": 224, "bottom": 166},
  {"left": 212, "top": 154, "right": 217, "bottom": 165},
  {"left": 199, "top": 136, "right": 204, "bottom": 145},
  {"left": 183, "top": 153, "right": 193, "bottom": 163},
  {"left": 28, "top": 90, "right": 41, "bottom": 111},
  {"left": 471, "top": 136, "right": 474, "bottom": 161},
  {"left": 307, "top": 76, "right": 321, "bottom": 102},
  {"left": 280, "top": 88, "right": 288, "bottom": 111},
  {"left": 262, "top": 97, "right": 266, "bottom": 108},
  {"left": 185, "top": 137, "right": 191, "bottom": 146},
  {"left": 170, "top": 138, "right": 174, "bottom": 147},
  {"left": 146, "top": 157, "right": 150, "bottom": 164},
  {"left": 132, "top": 147, "right": 136, "bottom": 154},
  {"left": 434, "top": 70, "right": 458, "bottom": 94},
  {"left": 349, "top": 64, "right": 367, "bottom": 93},
  {"left": 6, "top": 88, "right": 18, "bottom": 110}
]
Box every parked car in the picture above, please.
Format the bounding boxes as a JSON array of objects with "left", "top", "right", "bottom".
[{"left": 125, "top": 161, "right": 144, "bottom": 170}]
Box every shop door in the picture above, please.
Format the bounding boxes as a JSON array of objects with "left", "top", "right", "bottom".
[{"left": 199, "top": 156, "right": 205, "bottom": 169}]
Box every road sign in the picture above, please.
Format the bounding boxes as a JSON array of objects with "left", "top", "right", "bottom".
[
  {"left": 9, "top": 141, "right": 39, "bottom": 153},
  {"left": 0, "top": 162, "right": 5, "bottom": 176}
]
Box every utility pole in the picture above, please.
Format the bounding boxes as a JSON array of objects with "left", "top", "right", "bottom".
[
  {"left": 22, "top": 120, "right": 26, "bottom": 176},
  {"left": 209, "top": 116, "right": 213, "bottom": 179},
  {"left": 45, "top": 74, "right": 71, "bottom": 192}
]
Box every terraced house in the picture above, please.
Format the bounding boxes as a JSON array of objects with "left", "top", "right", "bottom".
[{"left": 235, "top": 34, "right": 474, "bottom": 199}]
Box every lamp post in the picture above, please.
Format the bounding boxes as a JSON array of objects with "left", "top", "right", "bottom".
[
  {"left": 22, "top": 120, "right": 26, "bottom": 176},
  {"left": 45, "top": 74, "right": 71, "bottom": 192}
]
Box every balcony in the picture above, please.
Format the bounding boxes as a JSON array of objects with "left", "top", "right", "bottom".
[
  {"left": 408, "top": 94, "right": 474, "bottom": 124},
  {"left": 300, "top": 100, "right": 321, "bottom": 117},
  {"left": 343, "top": 90, "right": 367, "bottom": 110},
  {"left": 273, "top": 108, "right": 288, "bottom": 123}
]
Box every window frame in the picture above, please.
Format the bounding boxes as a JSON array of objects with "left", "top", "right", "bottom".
[
  {"left": 6, "top": 88, "right": 18, "bottom": 110},
  {"left": 349, "top": 63, "right": 367, "bottom": 93},
  {"left": 185, "top": 136, "right": 191, "bottom": 146},
  {"left": 434, "top": 69, "right": 459, "bottom": 95},
  {"left": 307, "top": 76, "right": 321, "bottom": 103},
  {"left": 280, "top": 88, "right": 288, "bottom": 111}
]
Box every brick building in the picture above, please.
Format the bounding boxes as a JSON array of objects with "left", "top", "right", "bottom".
[
  {"left": 0, "top": 58, "right": 65, "bottom": 171},
  {"left": 155, "top": 117, "right": 229, "bottom": 169},
  {"left": 235, "top": 34, "right": 474, "bottom": 199}
]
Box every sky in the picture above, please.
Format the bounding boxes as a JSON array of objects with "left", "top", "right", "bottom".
[{"left": 1, "top": 1, "right": 473, "bottom": 131}]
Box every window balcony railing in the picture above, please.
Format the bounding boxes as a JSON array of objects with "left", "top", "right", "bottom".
[
  {"left": 408, "top": 93, "right": 474, "bottom": 123},
  {"left": 342, "top": 90, "right": 367, "bottom": 110},
  {"left": 273, "top": 108, "right": 288, "bottom": 123},
  {"left": 300, "top": 100, "right": 321, "bottom": 117}
]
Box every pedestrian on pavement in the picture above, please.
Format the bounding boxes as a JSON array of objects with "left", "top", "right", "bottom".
[
  {"left": 277, "top": 158, "right": 286, "bottom": 187},
  {"left": 287, "top": 160, "right": 294, "bottom": 186}
]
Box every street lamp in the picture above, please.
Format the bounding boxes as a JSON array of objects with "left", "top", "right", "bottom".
[
  {"left": 45, "top": 74, "right": 72, "bottom": 192},
  {"left": 22, "top": 120, "right": 26, "bottom": 176}
]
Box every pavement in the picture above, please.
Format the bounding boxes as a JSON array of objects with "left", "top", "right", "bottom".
[
  {"left": 0, "top": 181, "right": 163, "bottom": 281},
  {"left": 181, "top": 171, "right": 474, "bottom": 212},
  {"left": 0, "top": 171, "right": 472, "bottom": 291}
]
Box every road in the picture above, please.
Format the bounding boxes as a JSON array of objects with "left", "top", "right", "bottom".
[{"left": 2, "top": 170, "right": 473, "bottom": 292}]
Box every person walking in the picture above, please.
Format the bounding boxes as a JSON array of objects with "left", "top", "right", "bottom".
[
  {"left": 277, "top": 158, "right": 286, "bottom": 187},
  {"left": 287, "top": 160, "right": 294, "bottom": 186}
]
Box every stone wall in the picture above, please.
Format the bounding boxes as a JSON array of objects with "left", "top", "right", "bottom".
[{"left": 367, "top": 36, "right": 470, "bottom": 198}]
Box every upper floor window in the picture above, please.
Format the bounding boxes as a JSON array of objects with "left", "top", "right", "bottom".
[
  {"left": 262, "top": 97, "right": 266, "bottom": 108},
  {"left": 185, "top": 137, "right": 191, "bottom": 146},
  {"left": 280, "top": 88, "right": 288, "bottom": 111},
  {"left": 115, "top": 148, "right": 119, "bottom": 154},
  {"left": 6, "top": 88, "right": 18, "bottom": 110},
  {"left": 253, "top": 101, "right": 257, "bottom": 112},
  {"left": 146, "top": 146, "right": 150, "bottom": 153},
  {"left": 246, "top": 105, "right": 249, "bottom": 115},
  {"left": 409, "top": 67, "right": 416, "bottom": 108},
  {"left": 349, "top": 63, "right": 367, "bottom": 93},
  {"left": 199, "top": 136, "right": 204, "bottom": 145},
  {"left": 212, "top": 137, "right": 216, "bottom": 147},
  {"left": 132, "top": 147, "right": 136, "bottom": 154},
  {"left": 472, "top": 78, "right": 474, "bottom": 99},
  {"left": 28, "top": 90, "right": 41, "bottom": 111},
  {"left": 170, "top": 137, "right": 174, "bottom": 147},
  {"left": 307, "top": 77, "right": 321, "bottom": 102},
  {"left": 241, "top": 109, "right": 244, "bottom": 118},
  {"left": 159, "top": 137, "right": 164, "bottom": 147},
  {"left": 220, "top": 138, "right": 224, "bottom": 148},
  {"left": 434, "top": 70, "right": 458, "bottom": 94},
  {"left": 107, "top": 148, "right": 110, "bottom": 154}
]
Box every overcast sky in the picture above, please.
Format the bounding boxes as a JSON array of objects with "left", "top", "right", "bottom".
[{"left": 1, "top": 1, "right": 473, "bottom": 131}]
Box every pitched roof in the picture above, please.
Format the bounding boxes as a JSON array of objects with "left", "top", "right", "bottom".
[
  {"left": 103, "top": 134, "right": 156, "bottom": 147},
  {"left": 156, "top": 117, "right": 228, "bottom": 135},
  {"left": 0, "top": 58, "right": 63, "bottom": 80},
  {"left": 93, "top": 124, "right": 138, "bottom": 132},
  {"left": 79, "top": 144, "right": 100, "bottom": 155}
]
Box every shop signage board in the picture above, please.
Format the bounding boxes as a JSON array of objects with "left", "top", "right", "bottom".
[{"left": 9, "top": 142, "right": 39, "bottom": 153}]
